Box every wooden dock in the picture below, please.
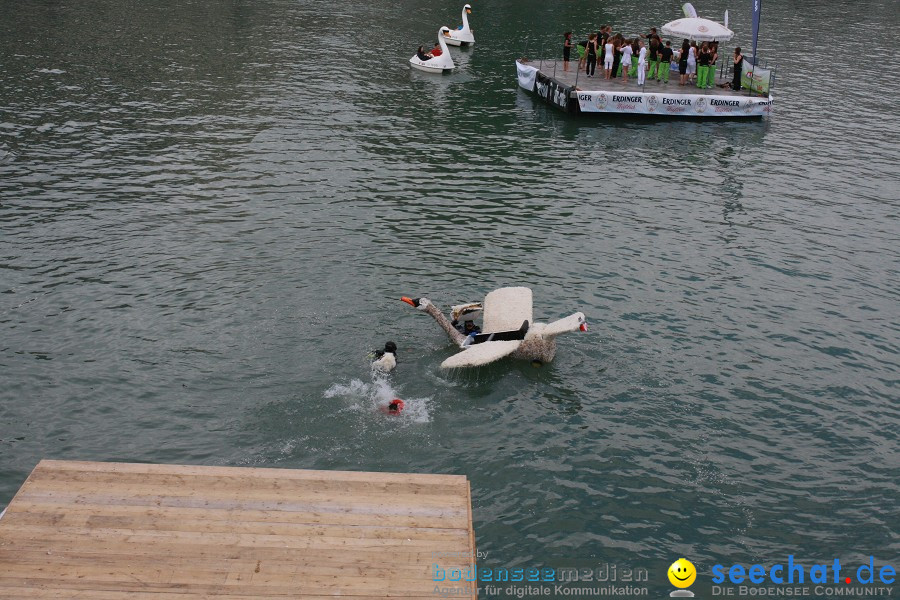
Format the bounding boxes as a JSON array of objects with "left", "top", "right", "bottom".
[{"left": 0, "top": 460, "right": 477, "bottom": 599}]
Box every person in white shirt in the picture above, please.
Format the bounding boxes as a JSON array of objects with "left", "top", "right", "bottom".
[
  {"left": 604, "top": 39, "right": 614, "bottom": 79},
  {"left": 620, "top": 40, "right": 633, "bottom": 83},
  {"left": 637, "top": 40, "right": 647, "bottom": 85},
  {"left": 687, "top": 41, "right": 697, "bottom": 83}
]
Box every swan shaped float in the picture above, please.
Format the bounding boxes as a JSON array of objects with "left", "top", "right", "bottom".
[
  {"left": 401, "top": 287, "right": 587, "bottom": 368},
  {"left": 409, "top": 27, "right": 455, "bottom": 74},
  {"left": 445, "top": 4, "right": 475, "bottom": 47}
]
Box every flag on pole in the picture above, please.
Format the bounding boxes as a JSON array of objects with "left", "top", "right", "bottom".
[
  {"left": 751, "top": 0, "right": 762, "bottom": 67},
  {"left": 682, "top": 3, "right": 697, "bottom": 18},
  {"left": 724, "top": 10, "right": 729, "bottom": 28}
]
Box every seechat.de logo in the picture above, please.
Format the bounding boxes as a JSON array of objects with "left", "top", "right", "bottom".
[{"left": 711, "top": 556, "right": 896, "bottom": 586}]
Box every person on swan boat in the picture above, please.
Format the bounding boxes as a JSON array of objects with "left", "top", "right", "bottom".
[
  {"left": 416, "top": 46, "right": 432, "bottom": 61},
  {"left": 452, "top": 319, "right": 480, "bottom": 337}
]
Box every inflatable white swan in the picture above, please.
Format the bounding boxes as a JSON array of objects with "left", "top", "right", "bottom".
[
  {"left": 445, "top": 4, "right": 475, "bottom": 47},
  {"left": 409, "top": 27, "right": 455, "bottom": 74},
  {"left": 402, "top": 287, "right": 586, "bottom": 368}
]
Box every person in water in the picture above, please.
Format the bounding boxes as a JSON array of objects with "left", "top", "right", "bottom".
[
  {"left": 371, "top": 341, "right": 397, "bottom": 372},
  {"left": 379, "top": 398, "right": 405, "bottom": 415}
]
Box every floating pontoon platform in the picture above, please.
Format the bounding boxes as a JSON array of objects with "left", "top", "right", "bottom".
[
  {"left": 0, "top": 459, "right": 477, "bottom": 599},
  {"left": 517, "top": 59, "right": 772, "bottom": 117}
]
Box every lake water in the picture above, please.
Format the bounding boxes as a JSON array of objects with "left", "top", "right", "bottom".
[{"left": 1, "top": 0, "right": 897, "bottom": 596}]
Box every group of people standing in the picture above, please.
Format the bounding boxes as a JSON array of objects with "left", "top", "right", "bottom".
[{"left": 563, "top": 26, "right": 744, "bottom": 91}]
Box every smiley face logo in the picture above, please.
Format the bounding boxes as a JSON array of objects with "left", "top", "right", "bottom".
[{"left": 668, "top": 558, "right": 697, "bottom": 588}]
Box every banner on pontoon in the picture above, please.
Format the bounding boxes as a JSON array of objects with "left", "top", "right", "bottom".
[
  {"left": 575, "top": 90, "right": 772, "bottom": 116},
  {"left": 535, "top": 71, "right": 574, "bottom": 111},
  {"left": 516, "top": 61, "right": 538, "bottom": 91},
  {"left": 742, "top": 64, "right": 772, "bottom": 94}
]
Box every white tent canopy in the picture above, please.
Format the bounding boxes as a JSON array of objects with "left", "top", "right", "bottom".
[{"left": 661, "top": 17, "right": 734, "bottom": 41}]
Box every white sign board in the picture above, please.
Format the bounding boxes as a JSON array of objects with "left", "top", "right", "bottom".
[{"left": 575, "top": 90, "right": 772, "bottom": 117}]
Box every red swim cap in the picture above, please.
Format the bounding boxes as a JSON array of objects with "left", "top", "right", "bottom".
[{"left": 388, "top": 399, "right": 405, "bottom": 413}]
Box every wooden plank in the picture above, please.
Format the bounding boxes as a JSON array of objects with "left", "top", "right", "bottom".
[
  {"left": 0, "top": 539, "right": 473, "bottom": 568},
  {"left": 0, "top": 576, "right": 465, "bottom": 598},
  {"left": 0, "top": 524, "right": 465, "bottom": 551},
  {"left": 0, "top": 560, "right": 443, "bottom": 591},
  {"left": 12, "top": 489, "right": 467, "bottom": 519},
  {"left": 0, "top": 588, "right": 445, "bottom": 600},
  {"left": 2, "top": 510, "right": 468, "bottom": 541},
  {"left": 28, "top": 466, "right": 467, "bottom": 497},
  {"left": 0, "top": 548, "right": 443, "bottom": 577},
  {"left": 35, "top": 459, "right": 466, "bottom": 486},
  {"left": 466, "top": 479, "right": 479, "bottom": 600},
  {"left": 4, "top": 499, "right": 468, "bottom": 530},
  {"left": 4, "top": 499, "right": 469, "bottom": 530},
  {"left": 15, "top": 477, "right": 468, "bottom": 508}
]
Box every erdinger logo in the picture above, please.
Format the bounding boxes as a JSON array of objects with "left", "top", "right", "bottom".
[
  {"left": 743, "top": 100, "right": 754, "bottom": 113},
  {"left": 647, "top": 95, "right": 659, "bottom": 112},
  {"left": 695, "top": 97, "right": 708, "bottom": 113},
  {"left": 596, "top": 93, "right": 608, "bottom": 109},
  {"left": 698, "top": 25, "right": 709, "bottom": 33}
]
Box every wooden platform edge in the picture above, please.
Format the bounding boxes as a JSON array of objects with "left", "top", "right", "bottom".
[
  {"left": 34, "top": 459, "right": 469, "bottom": 485},
  {"left": 467, "top": 479, "right": 478, "bottom": 600}
]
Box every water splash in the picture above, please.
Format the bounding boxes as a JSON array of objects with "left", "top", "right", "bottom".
[{"left": 324, "top": 373, "right": 431, "bottom": 423}]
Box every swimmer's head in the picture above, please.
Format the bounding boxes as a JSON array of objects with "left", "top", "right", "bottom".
[
  {"left": 384, "top": 341, "right": 397, "bottom": 354},
  {"left": 388, "top": 399, "right": 404, "bottom": 413}
]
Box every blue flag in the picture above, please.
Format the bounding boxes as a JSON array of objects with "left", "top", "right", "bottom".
[{"left": 751, "top": 0, "right": 762, "bottom": 67}]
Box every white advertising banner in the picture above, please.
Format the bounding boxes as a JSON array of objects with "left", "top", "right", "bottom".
[
  {"left": 517, "top": 61, "right": 539, "bottom": 91},
  {"left": 575, "top": 90, "right": 772, "bottom": 117}
]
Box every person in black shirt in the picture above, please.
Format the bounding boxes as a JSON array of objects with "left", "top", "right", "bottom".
[
  {"left": 648, "top": 38, "right": 660, "bottom": 80},
  {"left": 707, "top": 42, "right": 719, "bottom": 88},
  {"left": 678, "top": 40, "right": 690, "bottom": 85},
  {"left": 697, "top": 42, "right": 711, "bottom": 88},
  {"left": 585, "top": 33, "right": 599, "bottom": 77},
  {"left": 731, "top": 47, "right": 743, "bottom": 90},
  {"left": 563, "top": 31, "right": 573, "bottom": 71},
  {"left": 611, "top": 35, "right": 622, "bottom": 78},
  {"left": 659, "top": 41, "right": 674, "bottom": 83},
  {"left": 641, "top": 27, "right": 661, "bottom": 44}
]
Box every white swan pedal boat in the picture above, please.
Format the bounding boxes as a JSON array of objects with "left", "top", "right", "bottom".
[
  {"left": 445, "top": 4, "right": 475, "bottom": 47},
  {"left": 409, "top": 27, "right": 455, "bottom": 74}
]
